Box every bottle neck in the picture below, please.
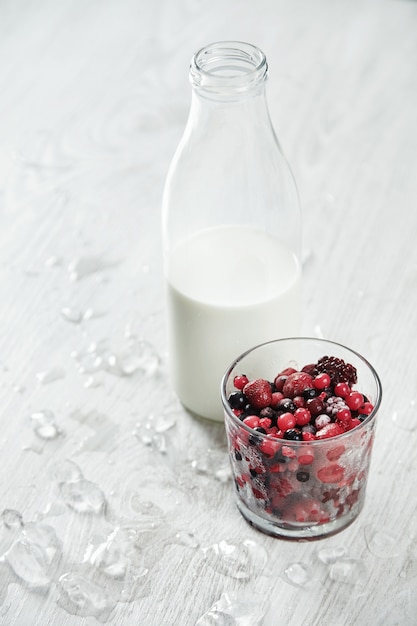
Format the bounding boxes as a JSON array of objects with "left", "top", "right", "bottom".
[{"left": 189, "top": 41, "right": 268, "bottom": 102}]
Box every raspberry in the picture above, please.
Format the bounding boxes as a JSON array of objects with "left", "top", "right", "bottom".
[
  {"left": 282, "top": 372, "right": 313, "bottom": 398},
  {"left": 243, "top": 378, "right": 272, "bottom": 409},
  {"left": 314, "top": 356, "right": 357, "bottom": 386}
]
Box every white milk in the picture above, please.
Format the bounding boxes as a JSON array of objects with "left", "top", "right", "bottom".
[{"left": 166, "top": 225, "right": 301, "bottom": 421}]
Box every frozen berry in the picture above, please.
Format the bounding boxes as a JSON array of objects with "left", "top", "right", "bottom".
[
  {"left": 314, "top": 356, "right": 357, "bottom": 386},
  {"left": 306, "top": 397, "right": 325, "bottom": 416},
  {"left": 270, "top": 391, "right": 284, "bottom": 407},
  {"left": 283, "top": 428, "right": 303, "bottom": 441},
  {"left": 228, "top": 391, "right": 247, "bottom": 409},
  {"left": 334, "top": 382, "right": 350, "bottom": 398},
  {"left": 283, "top": 372, "right": 314, "bottom": 398},
  {"left": 345, "top": 391, "right": 364, "bottom": 411},
  {"left": 243, "top": 378, "right": 272, "bottom": 409},
  {"left": 313, "top": 373, "right": 331, "bottom": 390},
  {"left": 296, "top": 470, "right": 310, "bottom": 482},
  {"left": 277, "top": 412, "right": 296, "bottom": 431},
  {"left": 276, "top": 398, "right": 296, "bottom": 413},
  {"left": 243, "top": 415, "right": 260, "bottom": 429},
  {"left": 315, "top": 423, "right": 345, "bottom": 439},
  {"left": 315, "top": 414, "right": 331, "bottom": 430},
  {"left": 233, "top": 374, "right": 249, "bottom": 390},
  {"left": 302, "top": 388, "right": 318, "bottom": 400},
  {"left": 294, "top": 407, "right": 311, "bottom": 427}
]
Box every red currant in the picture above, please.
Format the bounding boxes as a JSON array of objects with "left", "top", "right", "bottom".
[
  {"left": 334, "top": 382, "right": 350, "bottom": 398},
  {"left": 336, "top": 408, "right": 352, "bottom": 423},
  {"left": 359, "top": 402, "right": 374, "bottom": 415},
  {"left": 233, "top": 374, "right": 249, "bottom": 390},
  {"left": 277, "top": 412, "right": 296, "bottom": 431},
  {"left": 313, "top": 373, "right": 331, "bottom": 390},
  {"left": 270, "top": 391, "right": 284, "bottom": 407},
  {"left": 294, "top": 407, "right": 311, "bottom": 426},
  {"left": 243, "top": 415, "right": 260, "bottom": 429},
  {"left": 346, "top": 391, "right": 364, "bottom": 411}
]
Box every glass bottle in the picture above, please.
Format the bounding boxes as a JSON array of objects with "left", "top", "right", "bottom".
[{"left": 162, "top": 41, "right": 302, "bottom": 422}]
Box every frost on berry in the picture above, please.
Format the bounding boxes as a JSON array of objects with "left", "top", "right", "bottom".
[{"left": 314, "top": 356, "right": 357, "bottom": 386}]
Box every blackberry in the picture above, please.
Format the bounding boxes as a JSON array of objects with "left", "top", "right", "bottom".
[{"left": 314, "top": 355, "right": 357, "bottom": 386}]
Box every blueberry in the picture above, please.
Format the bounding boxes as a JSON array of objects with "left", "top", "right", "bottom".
[
  {"left": 296, "top": 471, "right": 310, "bottom": 482},
  {"left": 283, "top": 428, "right": 303, "bottom": 441},
  {"left": 277, "top": 398, "right": 296, "bottom": 413},
  {"left": 259, "top": 406, "right": 277, "bottom": 421},
  {"left": 228, "top": 391, "right": 247, "bottom": 409},
  {"left": 234, "top": 449, "right": 243, "bottom": 461},
  {"left": 302, "top": 388, "right": 318, "bottom": 400}
]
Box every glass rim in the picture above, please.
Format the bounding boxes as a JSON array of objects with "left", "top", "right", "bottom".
[
  {"left": 189, "top": 40, "right": 268, "bottom": 96},
  {"left": 220, "top": 336, "right": 382, "bottom": 445}
]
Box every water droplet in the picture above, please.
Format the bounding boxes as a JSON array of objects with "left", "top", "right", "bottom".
[
  {"left": 2, "top": 539, "right": 50, "bottom": 588},
  {"left": 392, "top": 399, "right": 417, "bottom": 432},
  {"left": 60, "top": 479, "right": 106, "bottom": 514},
  {"left": 1, "top": 509, "right": 23, "bottom": 530},
  {"left": 174, "top": 530, "right": 199, "bottom": 549},
  {"left": 302, "top": 248, "right": 314, "bottom": 270},
  {"left": 84, "top": 375, "right": 102, "bottom": 389},
  {"left": 284, "top": 562, "right": 311, "bottom": 587},
  {"left": 104, "top": 338, "right": 160, "bottom": 377},
  {"left": 68, "top": 255, "right": 119, "bottom": 281},
  {"left": 317, "top": 546, "right": 348, "bottom": 564},
  {"left": 22, "top": 522, "right": 62, "bottom": 567},
  {"left": 30, "top": 410, "right": 62, "bottom": 440},
  {"left": 330, "top": 558, "right": 367, "bottom": 585},
  {"left": 50, "top": 459, "right": 84, "bottom": 485},
  {"left": 61, "top": 307, "right": 83, "bottom": 324},
  {"left": 36, "top": 367, "right": 65, "bottom": 385},
  {"left": 364, "top": 526, "right": 403, "bottom": 559},
  {"left": 196, "top": 591, "right": 266, "bottom": 626},
  {"left": 190, "top": 448, "right": 231, "bottom": 483},
  {"left": 45, "top": 255, "right": 63, "bottom": 267},
  {"left": 314, "top": 324, "right": 325, "bottom": 339},
  {"left": 57, "top": 572, "right": 114, "bottom": 621}
]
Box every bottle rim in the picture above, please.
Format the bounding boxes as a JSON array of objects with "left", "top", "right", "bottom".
[{"left": 189, "top": 41, "right": 268, "bottom": 98}]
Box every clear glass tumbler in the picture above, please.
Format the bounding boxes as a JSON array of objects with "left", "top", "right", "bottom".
[{"left": 221, "top": 337, "right": 382, "bottom": 540}]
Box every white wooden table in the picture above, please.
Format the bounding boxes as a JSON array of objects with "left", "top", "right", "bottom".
[{"left": 1, "top": 1, "right": 417, "bottom": 624}]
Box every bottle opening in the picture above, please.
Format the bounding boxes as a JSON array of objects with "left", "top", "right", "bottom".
[{"left": 190, "top": 41, "right": 268, "bottom": 98}]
